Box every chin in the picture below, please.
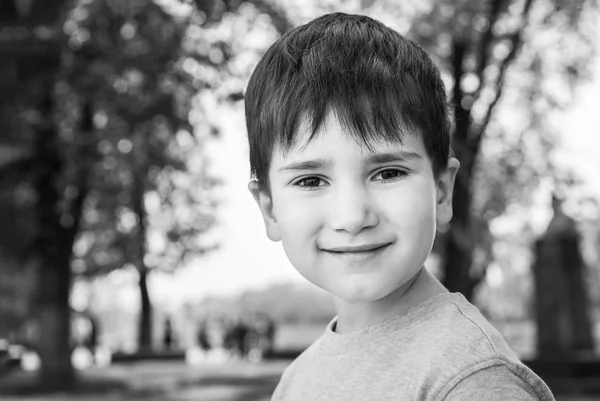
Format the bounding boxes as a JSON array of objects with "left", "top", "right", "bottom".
[{"left": 332, "top": 282, "right": 395, "bottom": 304}]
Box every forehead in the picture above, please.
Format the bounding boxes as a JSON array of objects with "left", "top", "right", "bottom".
[{"left": 273, "top": 112, "right": 426, "bottom": 160}]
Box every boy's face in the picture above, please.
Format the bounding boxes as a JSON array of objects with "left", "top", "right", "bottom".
[{"left": 250, "top": 112, "right": 458, "bottom": 303}]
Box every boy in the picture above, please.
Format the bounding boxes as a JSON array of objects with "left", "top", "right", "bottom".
[{"left": 245, "top": 12, "right": 554, "bottom": 400}]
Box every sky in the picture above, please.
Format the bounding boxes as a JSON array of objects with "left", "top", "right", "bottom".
[{"left": 554, "top": 57, "right": 600, "bottom": 197}]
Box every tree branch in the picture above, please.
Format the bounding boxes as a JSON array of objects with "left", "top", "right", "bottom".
[
  {"left": 61, "top": 99, "right": 94, "bottom": 256},
  {"left": 468, "top": 0, "right": 535, "bottom": 155},
  {"left": 62, "top": 177, "right": 89, "bottom": 255},
  {"left": 452, "top": 40, "right": 470, "bottom": 162},
  {"left": 473, "top": 0, "right": 509, "bottom": 99}
]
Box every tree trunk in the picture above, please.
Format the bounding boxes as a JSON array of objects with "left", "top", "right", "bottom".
[
  {"left": 441, "top": 152, "right": 478, "bottom": 298},
  {"left": 36, "top": 255, "right": 74, "bottom": 387},
  {"left": 138, "top": 265, "right": 152, "bottom": 352},
  {"left": 33, "top": 82, "right": 75, "bottom": 386},
  {"left": 441, "top": 40, "right": 479, "bottom": 300},
  {"left": 2, "top": 0, "right": 76, "bottom": 386},
  {"left": 133, "top": 131, "right": 152, "bottom": 352}
]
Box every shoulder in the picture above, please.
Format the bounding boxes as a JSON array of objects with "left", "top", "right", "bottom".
[
  {"left": 407, "top": 293, "right": 520, "bottom": 363},
  {"left": 393, "top": 293, "right": 554, "bottom": 400},
  {"left": 440, "top": 361, "right": 555, "bottom": 400}
]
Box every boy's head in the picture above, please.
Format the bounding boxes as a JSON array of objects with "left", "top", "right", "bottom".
[
  {"left": 245, "top": 13, "right": 459, "bottom": 304},
  {"left": 245, "top": 12, "right": 452, "bottom": 195}
]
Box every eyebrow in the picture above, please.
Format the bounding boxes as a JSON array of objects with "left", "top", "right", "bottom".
[
  {"left": 367, "top": 151, "right": 422, "bottom": 164},
  {"left": 278, "top": 159, "right": 332, "bottom": 173},
  {"left": 277, "top": 151, "right": 422, "bottom": 173}
]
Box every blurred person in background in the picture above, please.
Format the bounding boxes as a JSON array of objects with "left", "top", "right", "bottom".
[{"left": 162, "top": 317, "right": 174, "bottom": 351}]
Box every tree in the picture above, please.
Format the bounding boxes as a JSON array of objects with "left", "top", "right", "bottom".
[
  {"left": 1, "top": 0, "right": 293, "bottom": 378},
  {"left": 405, "top": 0, "right": 599, "bottom": 299},
  {"left": 62, "top": 0, "right": 213, "bottom": 353},
  {"left": 0, "top": 0, "right": 219, "bottom": 382},
  {"left": 65, "top": 0, "right": 292, "bottom": 351}
]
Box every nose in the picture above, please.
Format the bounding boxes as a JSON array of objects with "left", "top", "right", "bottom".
[{"left": 328, "top": 182, "right": 379, "bottom": 234}]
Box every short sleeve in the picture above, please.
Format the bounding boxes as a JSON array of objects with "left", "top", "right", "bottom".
[{"left": 443, "top": 364, "right": 553, "bottom": 401}]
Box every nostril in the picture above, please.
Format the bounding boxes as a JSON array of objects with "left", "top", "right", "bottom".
[{"left": 330, "top": 211, "right": 379, "bottom": 234}]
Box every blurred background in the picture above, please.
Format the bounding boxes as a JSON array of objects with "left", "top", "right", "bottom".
[{"left": 0, "top": 0, "right": 599, "bottom": 400}]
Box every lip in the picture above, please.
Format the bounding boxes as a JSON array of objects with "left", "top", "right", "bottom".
[{"left": 323, "top": 242, "right": 392, "bottom": 253}]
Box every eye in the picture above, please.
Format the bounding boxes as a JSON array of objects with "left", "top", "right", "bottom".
[
  {"left": 372, "top": 168, "right": 408, "bottom": 182},
  {"left": 293, "top": 176, "right": 328, "bottom": 189}
]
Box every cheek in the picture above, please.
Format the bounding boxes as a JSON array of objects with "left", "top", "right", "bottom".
[
  {"left": 380, "top": 181, "right": 436, "bottom": 227},
  {"left": 273, "top": 194, "right": 320, "bottom": 240}
]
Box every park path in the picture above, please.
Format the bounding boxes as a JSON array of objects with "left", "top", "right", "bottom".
[
  {"left": 0, "top": 360, "right": 597, "bottom": 400},
  {"left": 0, "top": 360, "right": 287, "bottom": 401}
]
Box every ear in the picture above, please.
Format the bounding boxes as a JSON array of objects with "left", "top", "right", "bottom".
[
  {"left": 248, "top": 181, "right": 281, "bottom": 242},
  {"left": 436, "top": 157, "right": 460, "bottom": 226}
]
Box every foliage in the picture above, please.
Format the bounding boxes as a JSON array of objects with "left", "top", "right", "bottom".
[
  {"left": 403, "top": 0, "right": 599, "bottom": 297},
  {"left": 0, "top": 0, "right": 225, "bottom": 378},
  {"left": 0, "top": 0, "right": 295, "bottom": 376},
  {"left": 235, "top": 282, "right": 336, "bottom": 324},
  {"left": 61, "top": 0, "right": 220, "bottom": 278},
  {"left": 63, "top": 0, "right": 293, "bottom": 279},
  {"left": 192, "top": 282, "right": 336, "bottom": 325}
]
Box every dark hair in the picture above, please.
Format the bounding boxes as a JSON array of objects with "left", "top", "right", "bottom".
[{"left": 245, "top": 12, "right": 451, "bottom": 193}]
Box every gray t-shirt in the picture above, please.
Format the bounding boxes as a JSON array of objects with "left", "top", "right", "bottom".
[{"left": 272, "top": 292, "right": 554, "bottom": 400}]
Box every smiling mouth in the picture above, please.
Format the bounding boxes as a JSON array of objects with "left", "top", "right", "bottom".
[{"left": 323, "top": 243, "right": 392, "bottom": 253}]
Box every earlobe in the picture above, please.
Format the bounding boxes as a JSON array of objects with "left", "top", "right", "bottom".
[
  {"left": 248, "top": 181, "right": 281, "bottom": 242},
  {"left": 436, "top": 158, "right": 460, "bottom": 226}
]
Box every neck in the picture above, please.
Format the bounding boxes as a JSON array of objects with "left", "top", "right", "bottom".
[{"left": 333, "top": 267, "right": 447, "bottom": 334}]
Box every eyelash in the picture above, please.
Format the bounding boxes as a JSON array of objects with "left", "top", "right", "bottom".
[
  {"left": 373, "top": 168, "right": 409, "bottom": 182},
  {"left": 293, "top": 176, "right": 327, "bottom": 190},
  {"left": 292, "top": 168, "right": 408, "bottom": 190}
]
